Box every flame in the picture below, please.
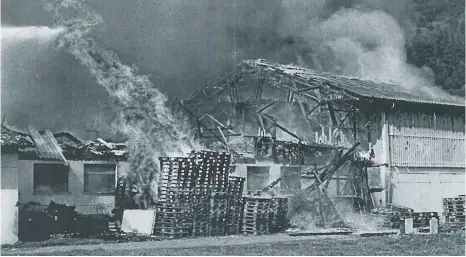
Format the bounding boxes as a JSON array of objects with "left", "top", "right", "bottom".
[{"left": 45, "top": 0, "right": 202, "bottom": 205}]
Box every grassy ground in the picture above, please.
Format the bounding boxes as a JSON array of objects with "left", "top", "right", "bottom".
[{"left": 2, "top": 232, "right": 464, "bottom": 256}]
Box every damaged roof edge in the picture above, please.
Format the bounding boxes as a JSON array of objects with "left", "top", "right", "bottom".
[
  {"left": 0, "top": 125, "right": 128, "bottom": 161},
  {"left": 28, "top": 127, "right": 69, "bottom": 165},
  {"left": 236, "top": 59, "right": 465, "bottom": 107}
]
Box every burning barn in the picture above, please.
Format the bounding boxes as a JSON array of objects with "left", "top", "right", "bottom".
[
  {"left": 0, "top": 125, "right": 130, "bottom": 243},
  {"left": 179, "top": 59, "right": 465, "bottom": 218}
]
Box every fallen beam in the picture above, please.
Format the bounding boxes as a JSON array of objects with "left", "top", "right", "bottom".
[
  {"left": 288, "top": 231, "right": 353, "bottom": 236},
  {"left": 359, "top": 231, "right": 398, "bottom": 237}
]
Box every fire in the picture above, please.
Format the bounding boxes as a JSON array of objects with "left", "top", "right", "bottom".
[{"left": 45, "top": 0, "right": 202, "bottom": 206}]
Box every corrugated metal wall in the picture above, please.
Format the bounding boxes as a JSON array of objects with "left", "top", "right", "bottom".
[{"left": 388, "top": 111, "right": 465, "bottom": 167}]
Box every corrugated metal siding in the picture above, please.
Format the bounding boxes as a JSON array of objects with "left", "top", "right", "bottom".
[
  {"left": 388, "top": 112, "right": 465, "bottom": 167},
  {"left": 29, "top": 127, "right": 69, "bottom": 164}
]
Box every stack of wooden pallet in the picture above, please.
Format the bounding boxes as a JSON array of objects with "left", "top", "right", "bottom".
[
  {"left": 206, "top": 151, "right": 231, "bottom": 236},
  {"left": 209, "top": 191, "right": 229, "bottom": 236},
  {"left": 242, "top": 197, "right": 272, "bottom": 235},
  {"left": 154, "top": 151, "right": 233, "bottom": 238},
  {"left": 192, "top": 199, "right": 210, "bottom": 237},
  {"left": 442, "top": 195, "right": 465, "bottom": 231},
  {"left": 226, "top": 176, "right": 245, "bottom": 235},
  {"left": 372, "top": 204, "right": 414, "bottom": 229},
  {"left": 398, "top": 212, "right": 440, "bottom": 228},
  {"left": 154, "top": 157, "right": 197, "bottom": 238},
  {"left": 269, "top": 197, "right": 289, "bottom": 233},
  {"left": 189, "top": 152, "right": 212, "bottom": 237}
]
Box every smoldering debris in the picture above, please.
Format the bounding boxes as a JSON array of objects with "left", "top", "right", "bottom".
[{"left": 17, "top": 200, "right": 110, "bottom": 242}]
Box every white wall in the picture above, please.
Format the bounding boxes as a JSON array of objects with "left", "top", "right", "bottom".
[
  {"left": 1, "top": 153, "right": 19, "bottom": 245},
  {"left": 231, "top": 161, "right": 281, "bottom": 195},
  {"left": 17, "top": 160, "right": 130, "bottom": 214},
  {"left": 391, "top": 167, "right": 465, "bottom": 216}
]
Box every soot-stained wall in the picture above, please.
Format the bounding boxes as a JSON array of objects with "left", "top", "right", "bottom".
[{"left": 17, "top": 160, "right": 130, "bottom": 214}]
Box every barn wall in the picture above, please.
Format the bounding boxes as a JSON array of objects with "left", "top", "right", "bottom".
[
  {"left": 1, "top": 153, "right": 19, "bottom": 245},
  {"left": 390, "top": 167, "right": 465, "bottom": 216},
  {"left": 17, "top": 160, "right": 130, "bottom": 214},
  {"left": 388, "top": 110, "right": 465, "bottom": 167}
]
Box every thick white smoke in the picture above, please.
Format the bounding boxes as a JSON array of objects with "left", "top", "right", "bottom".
[
  {"left": 238, "top": 1, "right": 458, "bottom": 98},
  {"left": 318, "top": 8, "right": 433, "bottom": 89}
]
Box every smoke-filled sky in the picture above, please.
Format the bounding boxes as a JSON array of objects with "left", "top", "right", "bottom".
[{"left": 2, "top": 0, "right": 432, "bottom": 138}]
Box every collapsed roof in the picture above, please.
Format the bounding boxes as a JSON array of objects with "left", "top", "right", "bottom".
[
  {"left": 1, "top": 125, "right": 127, "bottom": 163},
  {"left": 185, "top": 59, "right": 465, "bottom": 107},
  {"left": 179, "top": 59, "right": 464, "bottom": 164}
]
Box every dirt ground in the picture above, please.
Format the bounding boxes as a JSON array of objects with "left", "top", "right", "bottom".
[{"left": 2, "top": 232, "right": 465, "bottom": 256}]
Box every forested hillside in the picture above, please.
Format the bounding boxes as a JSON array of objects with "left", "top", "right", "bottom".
[{"left": 407, "top": 0, "right": 465, "bottom": 96}]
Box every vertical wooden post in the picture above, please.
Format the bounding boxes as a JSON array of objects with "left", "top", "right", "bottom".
[{"left": 380, "top": 110, "right": 390, "bottom": 204}]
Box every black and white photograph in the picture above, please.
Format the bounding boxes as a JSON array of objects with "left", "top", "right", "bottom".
[{"left": 1, "top": 0, "right": 465, "bottom": 255}]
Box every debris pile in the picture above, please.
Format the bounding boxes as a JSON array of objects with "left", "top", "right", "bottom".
[
  {"left": 286, "top": 142, "right": 363, "bottom": 230},
  {"left": 269, "top": 197, "right": 289, "bottom": 233},
  {"left": 17, "top": 200, "right": 110, "bottom": 242},
  {"left": 0, "top": 125, "right": 34, "bottom": 153}
]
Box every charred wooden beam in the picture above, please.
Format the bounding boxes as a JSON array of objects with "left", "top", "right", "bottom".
[
  {"left": 204, "top": 114, "right": 227, "bottom": 128},
  {"left": 257, "top": 114, "right": 266, "bottom": 135},
  {"left": 217, "top": 126, "right": 229, "bottom": 146},
  {"left": 254, "top": 79, "right": 264, "bottom": 101},
  {"left": 178, "top": 103, "right": 228, "bottom": 146},
  {"left": 205, "top": 127, "right": 235, "bottom": 131},
  {"left": 301, "top": 92, "right": 321, "bottom": 102},
  {"left": 257, "top": 102, "right": 275, "bottom": 114},
  {"left": 292, "top": 79, "right": 321, "bottom": 90},
  {"left": 261, "top": 176, "right": 283, "bottom": 192},
  {"left": 287, "top": 88, "right": 295, "bottom": 102},
  {"left": 259, "top": 113, "right": 304, "bottom": 142},
  {"left": 352, "top": 109, "right": 357, "bottom": 140},
  {"left": 196, "top": 133, "right": 241, "bottom": 139},
  {"left": 306, "top": 103, "right": 323, "bottom": 120},
  {"left": 229, "top": 85, "right": 238, "bottom": 108},
  {"left": 327, "top": 102, "right": 339, "bottom": 127}
]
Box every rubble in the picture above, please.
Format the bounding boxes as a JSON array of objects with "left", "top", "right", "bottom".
[{"left": 1, "top": 124, "right": 128, "bottom": 161}]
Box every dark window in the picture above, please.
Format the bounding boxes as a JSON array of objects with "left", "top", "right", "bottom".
[
  {"left": 247, "top": 166, "right": 270, "bottom": 192},
  {"left": 84, "top": 164, "right": 116, "bottom": 194},
  {"left": 33, "top": 163, "right": 69, "bottom": 194}
]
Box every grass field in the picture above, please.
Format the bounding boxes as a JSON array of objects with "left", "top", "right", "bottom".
[{"left": 2, "top": 233, "right": 465, "bottom": 256}]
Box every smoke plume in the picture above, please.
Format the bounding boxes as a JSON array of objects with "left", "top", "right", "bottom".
[
  {"left": 44, "top": 0, "right": 201, "bottom": 205},
  {"left": 2, "top": 0, "right": 457, "bottom": 137},
  {"left": 231, "top": 0, "right": 442, "bottom": 93}
]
